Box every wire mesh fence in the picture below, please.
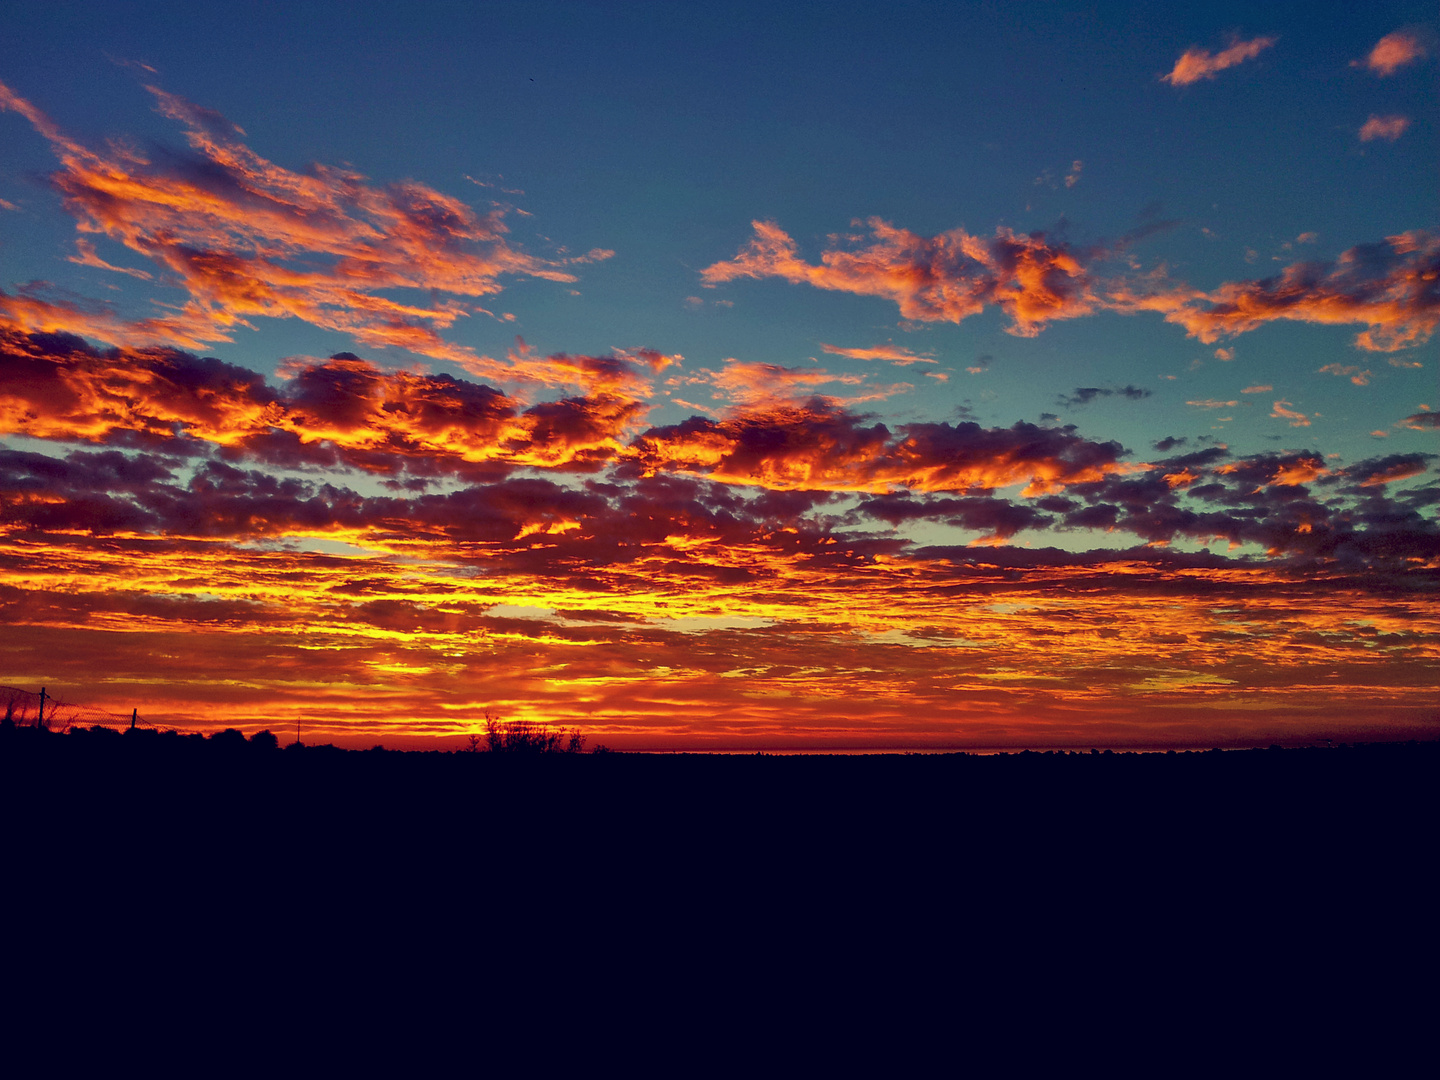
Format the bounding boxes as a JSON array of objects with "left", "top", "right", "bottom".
[{"left": 1, "top": 685, "right": 153, "bottom": 733}]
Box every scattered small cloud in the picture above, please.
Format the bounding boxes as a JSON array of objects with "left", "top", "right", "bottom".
[
  {"left": 1064, "top": 160, "right": 1083, "bottom": 188},
  {"left": 1153, "top": 436, "right": 1188, "bottom": 451},
  {"left": 925, "top": 371, "right": 950, "bottom": 382},
  {"left": 820, "top": 342, "right": 937, "bottom": 365},
  {"left": 1241, "top": 385, "right": 1272, "bottom": 394},
  {"left": 1354, "top": 31, "right": 1427, "bottom": 76},
  {"left": 1389, "top": 356, "right": 1423, "bottom": 369},
  {"left": 1318, "top": 363, "right": 1372, "bottom": 386},
  {"left": 1271, "top": 400, "right": 1312, "bottom": 427},
  {"left": 1370, "top": 430, "right": 1389, "bottom": 438},
  {"left": 1059, "top": 385, "right": 1151, "bottom": 407},
  {"left": 1214, "top": 347, "right": 1235, "bottom": 360},
  {"left": 1296, "top": 232, "right": 1318, "bottom": 245},
  {"left": 1398, "top": 407, "right": 1438, "bottom": 431},
  {"left": 1359, "top": 115, "right": 1410, "bottom": 142},
  {"left": 1187, "top": 399, "right": 1239, "bottom": 409},
  {"left": 1162, "top": 36, "right": 1276, "bottom": 86}
]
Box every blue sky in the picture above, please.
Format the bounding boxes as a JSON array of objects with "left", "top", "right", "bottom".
[{"left": 2, "top": 1, "right": 1434, "bottom": 466}]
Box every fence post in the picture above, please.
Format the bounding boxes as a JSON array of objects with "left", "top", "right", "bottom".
[
  {"left": 131, "top": 708, "right": 137, "bottom": 732},
  {"left": 37, "top": 686, "right": 46, "bottom": 731}
]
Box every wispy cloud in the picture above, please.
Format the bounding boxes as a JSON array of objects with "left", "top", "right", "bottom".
[
  {"left": 1162, "top": 36, "right": 1276, "bottom": 86},
  {"left": 820, "top": 342, "right": 937, "bottom": 365},
  {"left": 702, "top": 219, "right": 1096, "bottom": 338},
  {"left": 1270, "top": 400, "right": 1311, "bottom": 427},
  {"left": 709, "top": 216, "right": 1439, "bottom": 356},
  {"left": 1111, "top": 231, "right": 1440, "bottom": 352},
  {"left": 0, "top": 79, "right": 606, "bottom": 372},
  {"left": 1058, "top": 386, "right": 1151, "bottom": 407},
  {"left": 1317, "top": 363, "right": 1372, "bottom": 386}
]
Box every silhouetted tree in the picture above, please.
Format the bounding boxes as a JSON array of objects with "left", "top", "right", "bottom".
[
  {"left": 249, "top": 730, "right": 279, "bottom": 751},
  {"left": 482, "top": 712, "right": 585, "bottom": 754},
  {"left": 209, "top": 728, "right": 248, "bottom": 750}
]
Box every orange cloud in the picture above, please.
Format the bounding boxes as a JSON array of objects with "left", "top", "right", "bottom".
[
  {"left": 1270, "top": 400, "right": 1311, "bottom": 427},
  {"left": 1317, "top": 364, "right": 1372, "bottom": 386},
  {"left": 1359, "top": 115, "right": 1409, "bottom": 142},
  {"left": 702, "top": 219, "right": 1095, "bottom": 337},
  {"left": 710, "top": 215, "right": 1437, "bottom": 356},
  {"left": 0, "top": 325, "right": 661, "bottom": 473},
  {"left": 1162, "top": 36, "right": 1276, "bottom": 86},
  {"left": 1356, "top": 31, "right": 1427, "bottom": 76},
  {"left": 1241, "top": 385, "right": 1272, "bottom": 394},
  {"left": 1399, "top": 408, "right": 1438, "bottom": 431},
  {"left": 0, "top": 79, "right": 599, "bottom": 369},
  {"left": 0, "top": 287, "right": 218, "bottom": 352},
  {"left": 634, "top": 410, "right": 1128, "bottom": 496},
  {"left": 820, "top": 343, "right": 937, "bottom": 365},
  {"left": 1114, "top": 232, "right": 1440, "bottom": 352},
  {"left": 677, "top": 359, "right": 908, "bottom": 412}
]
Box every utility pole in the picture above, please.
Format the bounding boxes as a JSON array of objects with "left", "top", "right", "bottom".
[
  {"left": 36, "top": 686, "right": 46, "bottom": 731},
  {"left": 131, "top": 708, "right": 137, "bottom": 732}
]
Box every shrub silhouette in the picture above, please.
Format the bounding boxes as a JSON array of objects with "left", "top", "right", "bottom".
[{"left": 483, "top": 713, "right": 585, "bottom": 755}]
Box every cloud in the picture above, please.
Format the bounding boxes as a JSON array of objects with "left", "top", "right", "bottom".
[
  {"left": 1317, "top": 364, "right": 1372, "bottom": 386},
  {"left": 820, "top": 343, "right": 937, "bottom": 365},
  {"left": 0, "top": 79, "right": 601, "bottom": 370},
  {"left": 1399, "top": 409, "right": 1439, "bottom": 431},
  {"left": 1345, "top": 453, "right": 1432, "bottom": 488},
  {"left": 1356, "top": 31, "right": 1427, "bottom": 76},
  {"left": 1058, "top": 386, "right": 1152, "bottom": 407},
  {"left": 1187, "top": 399, "right": 1239, "bottom": 409},
  {"left": 1359, "top": 115, "right": 1410, "bottom": 142},
  {"left": 708, "top": 213, "right": 1439, "bottom": 356},
  {"left": 674, "top": 359, "right": 907, "bottom": 412},
  {"left": 1064, "top": 160, "right": 1083, "bottom": 188},
  {"left": 1162, "top": 36, "right": 1276, "bottom": 86},
  {"left": 0, "top": 326, "right": 666, "bottom": 474},
  {"left": 1270, "top": 400, "right": 1311, "bottom": 427},
  {"left": 853, "top": 492, "right": 1051, "bottom": 544},
  {"left": 702, "top": 218, "right": 1097, "bottom": 337},
  {"left": 1113, "top": 231, "right": 1440, "bottom": 352},
  {"left": 633, "top": 408, "right": 1129, "bottom": 496},
  {"left": 1241, "top": 385, "right": 1272, "bottom": 394}
]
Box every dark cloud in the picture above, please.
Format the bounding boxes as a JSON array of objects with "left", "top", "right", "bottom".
[{"left": 1058, "top": 385, "right": 1153, "bottom": 407}]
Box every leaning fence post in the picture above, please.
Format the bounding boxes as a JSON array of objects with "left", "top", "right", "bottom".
[{"left": 131, "top": 708, "right": 137, "bottom": 732}]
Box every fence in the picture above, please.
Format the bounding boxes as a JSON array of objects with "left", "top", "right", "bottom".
[{"left": 1, "top": 685, "right": 153, "bottom": 733}]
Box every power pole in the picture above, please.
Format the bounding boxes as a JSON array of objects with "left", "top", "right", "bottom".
[
  {"left": 131, "top": 708, "right": 137, "bottom": 732},
  {"left": 36, "top": 686, "right": 46, "bottom": 731}
]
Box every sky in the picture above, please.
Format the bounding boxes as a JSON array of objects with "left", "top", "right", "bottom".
[{"left": 0, "top": 1, "right": 1436, "bottom": 749}]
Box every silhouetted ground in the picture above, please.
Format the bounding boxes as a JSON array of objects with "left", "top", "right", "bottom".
[
  {"left": 3, "top": 723, "right": 1433, "bottom": 1052},
  {"left": 5, "top": 724, "right": 1433, "bottom": 883}
]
